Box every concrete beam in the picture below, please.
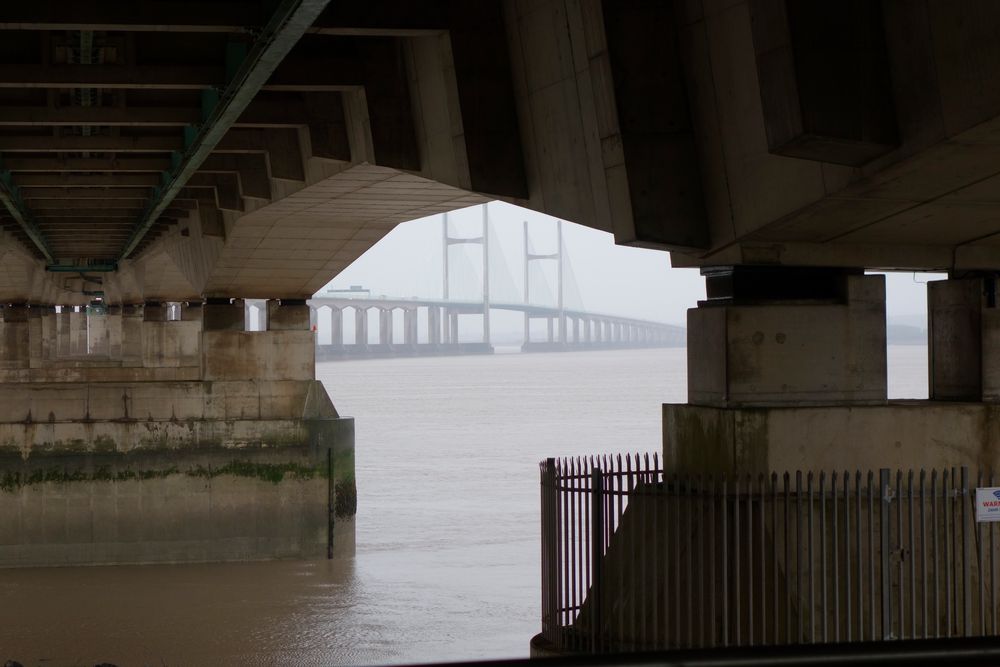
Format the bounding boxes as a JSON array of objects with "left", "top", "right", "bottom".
[
  {"left": 0, "top": 60, "right": 363, "bottom": 91},
  {"left": 0, "top": 0, "right": 448, "bottom": 34}
]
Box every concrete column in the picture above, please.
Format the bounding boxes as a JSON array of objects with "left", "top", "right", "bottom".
[
  {"left": 27, "top": 306, "right": 42, "bottom": 367},
  {"left": 55, "top": 308, "right": 70, "bottom": 357},
  {"left": 666, "top": 267, "right": 890, "bottom": 476},
  {"left": 573, "top": 317, "right": 580, "bottom": 344},
  {"left": 203, "top": 299, "right": 244, "bottom": 331},
  {"left": 928, "top": 278, "right": 982, "bottom": 401},
  {"left": 39, "top": 306, "right": 56, "bottom": 362},
  {"left": 69, "top": 307, "right": 86, "bottom": 356},
  {"left": 927, "top": 276, "right": 1000, "bottom": 402},
  {"left": 0, "top": 305, "right": 29, "bottom": 369},
  {"left": 583, "top": 318, "right": 591, "bottom": 344},
  {"left": 120, "top": 305, "right": 144, "bottom": 366},
  {"left": 87, "top": 310, "right": 109, "bottom": 356},
  {"left": 309, "top": 305, "right": 317, "bottom": 331},
  {"left": 267, "top": 299, "right": 310, "bottom": 331},
  {"left": 378, "top": 308, "right": 393, "bottom": 346},
  {"left": 181, "top": 302, "right": 203, "bottom": 323},
  {"left": 547, "top": 317, "right": 554, "bottom": 343},
  {"left": 428, "top": 306, "right": 441, "bottom": 345},
  {"left": 330, "top": 307, "right": 343, "bottom": 347},
  {"left": 449, "top": 311, "right": 458, "bottom": 344},
  {"left": 403, "top": 308, "right": 417, "bottom": 346},
  {"left": 143, "top": 301, "right": 165, "bottom": 323},
  {"left": 686, "top": 268, "right": 886, "bottom": 408},
  {"left": 355, "top": 307, "right": 368, "bottom": 347},
  {"left": 106, "top": 306, "right": 123, "bottom": 360}
]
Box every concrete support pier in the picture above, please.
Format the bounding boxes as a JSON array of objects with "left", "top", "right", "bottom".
[
  {"left": 665, "top": 268, "right": 1000, "bottom": 474},
  {"left": 0, "top": 299, "right": 355, "bottom": 567},
  {"left": 927, "top": 275, "right": 1000, "bottom": 402},
  {"left": 665, "top": 267, "right": 894, "bottom": 472}
]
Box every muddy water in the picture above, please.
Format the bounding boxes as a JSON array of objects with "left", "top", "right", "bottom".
[{"left": 0, "top": 346, "right": 925, "bottom": 666}]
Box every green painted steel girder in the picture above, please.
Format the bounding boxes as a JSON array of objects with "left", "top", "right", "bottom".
[
  {"left": 0, "top": 168, "right": 53, "bottom": 262},
  {"left": 119, "top": 0, "right": 332, "bottom": 260},
  {"left": 46, "top": 262, "right": 118, "bottom": 273}
]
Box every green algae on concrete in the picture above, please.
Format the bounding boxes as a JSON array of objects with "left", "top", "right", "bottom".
[{"left": 0, "top": 459, "right": 327, "bottom": 492}]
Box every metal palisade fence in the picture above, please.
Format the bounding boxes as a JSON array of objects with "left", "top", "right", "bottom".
[{"left": 539, "top": 455, "right": 1000, "bottom": 653}]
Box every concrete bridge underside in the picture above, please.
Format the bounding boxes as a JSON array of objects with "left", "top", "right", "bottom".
[{"left": 0, "top": 1, "right": 998, "bottom": 565}]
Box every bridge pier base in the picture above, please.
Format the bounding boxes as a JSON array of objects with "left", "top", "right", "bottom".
[
  {"left": 0, "top": 299, "right": 355, "bottom": 567},
  {"left": 666, "top": 268, "right": 899, "bottom": 472},
  {"left": 663, "top": 268, "right": 1000, "bottom": 473}
]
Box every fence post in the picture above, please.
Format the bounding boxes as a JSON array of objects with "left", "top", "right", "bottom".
[
  {"left": 961, "top": 466, "right": 971, "bottom": 637},
  {"left": 542, "top": 458, "right": 558, "bottom": 642},
  {"left": 327, "top": 447, "right": 335, "bottom": 560},
  {"left": 880, "top": 468, "right": 892, "bottom": 640},
  {"left": 591, "top": 466, "right": 604, "bottom": 652}
]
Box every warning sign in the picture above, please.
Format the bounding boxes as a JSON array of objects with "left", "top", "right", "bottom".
[{"left": 976, "top": 487, "right": 1000, "bottom": 523}]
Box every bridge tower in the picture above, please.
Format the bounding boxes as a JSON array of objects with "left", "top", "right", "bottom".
[
  {"left": 442, "top": 204, "right": 491, "bottom": 346},
  {"left": 523, "top": 219, "right": 565, "bottom": 347}
]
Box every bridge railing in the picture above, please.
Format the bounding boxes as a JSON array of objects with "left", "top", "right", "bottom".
[{"left": 539, "top": 455, "right": 1000, "bottom": 654}]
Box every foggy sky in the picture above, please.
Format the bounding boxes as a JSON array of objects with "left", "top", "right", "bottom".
[{"left": 319, "top": 201, "right": 942, "bottom": 327}]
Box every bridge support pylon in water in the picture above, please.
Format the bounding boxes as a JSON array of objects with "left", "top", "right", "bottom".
[
  {"left": 665, "top": 267, "right": 1000, "bottom": 474},
  {"left": 0, "top": 299, "right": 355, "bottom": 567}
]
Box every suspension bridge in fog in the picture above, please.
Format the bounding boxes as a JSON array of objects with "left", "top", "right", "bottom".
[{"left": 305, "top": 205, "right": 685, "bottom": 360}]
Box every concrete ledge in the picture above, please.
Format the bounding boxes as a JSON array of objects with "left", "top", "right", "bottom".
[
  {"left": 664, "top": 401, "right": 1000, "bottom": 473},
  {"left": 0, "top": 378, "right": 335, "bottom": 425}
]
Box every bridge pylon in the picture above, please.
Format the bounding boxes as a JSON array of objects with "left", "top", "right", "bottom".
[
  {"left": 523, "top": 218, "right": 565, "bottom": 349},
  {"left": 442, "top": 205, "right": 490, "bottom": 346}
]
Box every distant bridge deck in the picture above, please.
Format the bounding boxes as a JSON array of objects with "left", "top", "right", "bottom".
[
  {"left": 308, "top": 296, "right": 676, "bottom": 328},
  {"left": 306, "top": 296, "right": 685, "bottom": 360}
]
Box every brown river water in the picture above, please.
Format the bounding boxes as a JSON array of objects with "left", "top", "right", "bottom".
[{"left": 0, "top": 346, "right": 926, "bottom": 666}]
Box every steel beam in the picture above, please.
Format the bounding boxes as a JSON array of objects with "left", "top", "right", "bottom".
[
  {"left": 17, "top": 174, "right": 161, "bottom": 187},
  {"left": 0, "top": 99, "right": 311, "bottom": 127},
  {"left": 0, "top": 136, "right": 183, "bottom": 152},
  {"left": 46, "top": 263, "right": 118, "bottom": 273},
  {"left": 0, "top": 106, "right": 200, "bottom": 126},
  {"left": 121, "top": 0, "right": 332, "bottom": 259},
  {"left": 22, "top": 187, "right": 151, "bottom": 199},
  {"left": 2, "top": 157, "right": 172, "bottom": 172},
  {"left": 0, "top": 168, "right": 53, "bottom": 261}
]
